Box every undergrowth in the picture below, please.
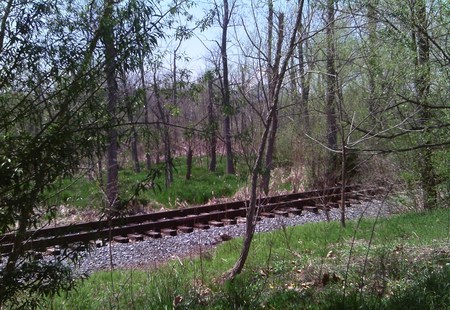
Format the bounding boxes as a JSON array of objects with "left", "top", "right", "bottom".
[
  {"left": 46, "top": 157, "right": 247, "bottom": 210},
  {"left": 46, "top": 207, "right": 450, "bottom": 309}
]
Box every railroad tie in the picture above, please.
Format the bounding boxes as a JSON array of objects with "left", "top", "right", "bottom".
[
  {"left": 221, "top": 218, "right": 237, "bottom": 225},
  {"left": 261, "top": 212, "right": 275, "bottom": 218},
  {"left": 208, "top": 220, "right": 224, "bottom": 227},
  {"left": 161, "top": 228, "right": 177, "bottom": 236},
  {"left": 274, "top": 210, "right": 289, "bottom": 217},
  {"left": 113, "top": 236, "right": 129, "bottom": 243},
  {"left": 287, "top": 208, "right": 302, "bottom": 216},
  {"left": 194, "top": 223, "right": 210, "bottom": 230},
  {"left": 178, "top": 226, "right": 194, "bottom": 233},
  {"left": 303, "top": 206, "right": 319, "bottom": 214},
  {"left": 127, "top": 233, "right": 144, "bottom": 241},
  {"left": 144, "top": 231, "right": 161, "bottom": 239}
]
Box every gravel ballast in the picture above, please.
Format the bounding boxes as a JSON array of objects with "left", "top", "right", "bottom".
[{"left": 71, "top": 199, "right": 399, "bottom": 274}]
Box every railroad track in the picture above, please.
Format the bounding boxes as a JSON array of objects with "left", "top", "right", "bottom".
[{"left": 0, "top": 186, "right": 378, "bottom": 254}]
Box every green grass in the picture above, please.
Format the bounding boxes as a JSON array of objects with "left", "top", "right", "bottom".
[
  {"left": 46, "top": 207, "right": 450, "bottom": 309},
  {"left": 46, "top": 156, "right": 247, "bottom": 210}
]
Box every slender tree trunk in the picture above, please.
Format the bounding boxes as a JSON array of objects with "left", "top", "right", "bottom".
[
  {"left": 263, "top": 109, "right": 277, "bottom": 194},
  {"left": 262, "top": 5, "right": 284, "bottom": 194},
  {"left": 227, "top": 105, "right": 276, "bottom": 278},
  {"left": 367, "top": 0, "right": 379, "bottom": 126},
  {"left": 298, "top": 25, "right": 310, "bottom": 133},
  {"left": 186, "top": 145, "right": 193, "bottom": 180},
  {"left": 207, "top": 74, "right": 217, "bottom": 171},
  {"left": 340, "top": 126, "right": 347, "bottom": 227},
  {"left": 221, "top": 0, "right": 235, "bottom": 174},
  {"left": 97, "top": 130, "right": 104, "bottom": 189},
  {"left": 325, "top": 0, "right": 338, "bottom": 185},
  {"left": 227, "top": 0, "right": 304, "bottom": 279},
  {"left": 153, "top": 72, "right": 173, "bottom": 187},
  {"left": 414, "top": 0, "right": 437, "bottom": 209},
  {"left": 122, "top": 76, "right": 141, "bottom": 173},
  {"left": 103, "top": 0, "right": 119, "bottom": 209},
  {"left": 139, "top": 56, "right": 152, "bottom": 171}
]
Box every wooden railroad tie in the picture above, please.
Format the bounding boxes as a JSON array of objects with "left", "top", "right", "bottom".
[
  {"left": 144, "top": 231, "right": 161, "bottom": 239},
  {"left": 287, "top": 208, "right": 302, "bottom": 216},
  {"left": 273, "top": 210, "right": 289, "bottom": 217},
  {"left": 261, "top": 212, "right": 275, "bottom": 218},
  {"left": 127, "top": 233, "right": 144, "bottom": 241},
  {"left": 194, "top": 223, "right": 210, "bottom": 230},
  {"left": 161, "top": 228, "right": 177, "bottom": 236},
  {"left": 113, "top": 236, "right": 129, "bottom": 243},
  {"left": 208, "top": 220, "right": 224, "bottom": 227},
  {"left": 177, "top": 226, "right": 194, "bottom": 233},
  {"left": 302, "top": 206, "right": 319, "bottom": 214},
  {"left": 222, "top": 218, "right": 237, "bottom": 225}
]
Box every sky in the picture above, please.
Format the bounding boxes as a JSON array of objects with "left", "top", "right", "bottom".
[{"left": 161, "top": 0, "right": 222, "bottom": 79}]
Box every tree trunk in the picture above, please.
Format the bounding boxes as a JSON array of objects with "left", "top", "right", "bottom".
[
  {"left": 227, "top": 0, "right": 304, "bottom": 280},
  {"left": 262, "top": 5, "right": 284, "bottom": 194},
  {"left": 227, "top": 105, "right": 276, "bottom": 278},
  {"left": 153, "top": 71, "right": 173, "bottom": 187},
  {"left": 122, "top": 76, "right": 141, "bottom": 173},
  {"left": 186, "top": 146, "right": 193, "bottom": 180},
  {"left": 263, "top": 110, "right": 277, "bottom": 194},
  {"left": 221, "top": 0, "right": 235, "bottom": 175},
  {"left": 298, "top": 24, "right": 310, "bottom": 133},
  {"left": 207, "top": 73, "right": 217, "bottom": 172},
  {"left": 325, "top": 0, "right": 338, "bottom": 185},
  {"left": 139, "top": 54, "right": 152, "bottom": 171},
  {"left": 103, "top": 0, "right": 119, "bottom": 210},
  {"left": 414, "top": 0, "right": 437, "bottom": 209},
  {"left": 367, "top": 0, "right": 379, "bottom": 126}
]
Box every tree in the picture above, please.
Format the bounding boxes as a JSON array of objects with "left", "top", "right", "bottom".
[
  {"left": 0, "top": 0, "right": 185, "bottom": 305},
  {"left": 217, "top": 0, "right": 236, "bottom": 174},
  {"left": 413, "top": 0, "right": 437, "bottom": 209},
  {"left": 339, "top": 0, "right": 449, "bottom": 209},
  {"left": 0, "top": 1, "right": 107, "bottom": 306},
  {"left": 103, "top": 0, "right": 120, "bottom": 211},
  {"left": 205, "top": 70, "right": 219, "bottom": 171},
  {"left": 325, "top": 0, "right": 339, "bottom": 184},
  {"left": 227, "top": 0, "right": 305, "bottom": 279}
]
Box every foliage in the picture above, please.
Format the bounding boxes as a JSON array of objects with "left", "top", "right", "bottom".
[
  {"left": 0, "top": 0, "right": 196, "bottom": 307},
  {"left": 47, "top": 157, "right": 247, "bottom": 212}
]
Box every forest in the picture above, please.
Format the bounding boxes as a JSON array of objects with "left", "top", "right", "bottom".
[{"left": 0, "top": 0, "right": 449, "bottom": 308}]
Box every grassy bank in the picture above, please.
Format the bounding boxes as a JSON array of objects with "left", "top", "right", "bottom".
[
  {"left": 47, "top": 157, "right": 247, "bottom": 210},
  {"left": 47, "top": 207, "right": 450, "bottom": 309}
]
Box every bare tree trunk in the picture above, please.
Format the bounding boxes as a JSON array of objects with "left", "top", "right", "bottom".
[
  {"left": 121, "top": 75, "right": 141, "bottom": 173},
  {"left": 367, "top": 0, "right": 379, "bottom": 126},
  {"left": 414, "top": 0, "right": 437, "bottom": 209},
  {"left": 186, "top": 145, "right": 193, "bottom": 180},
  {"left": 340, "top": 128, "right": 347, "bottom": 227},
  {"left": 153, "top": 71, "right": 173, "bottom": 187},
  {"left": 221, "top": 0, "right": 235, "bottom": 174},
  {"left": 298, "top": 25, "right": 310, "bottom": 133},
  {"left": 97, "top": 130, "right": 104, "bottom": 189},
  {"left": 207, "top": 72, "right": 217, "bottom": 171},
  {"left": 103, "top": 0, "right": 119, "bottom": 209},
  {"left": 325, "top": 0, "right": 338, "bottom": 185},
  {"left": 227, "top": 0, "right": 304, "bottom": 280},
  {"left": 139, "top": 56, "right": 152, "bottom": 171},
  {"left": 227, "top": 105, "right": 276, "bottom": 278},
  {"left": 262, "top": 4, "right": 284, "bottom": 194}
]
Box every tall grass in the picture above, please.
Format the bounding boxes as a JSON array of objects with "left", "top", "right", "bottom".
[
  {"left": 46, "top": 156, "right": 247, "bottom": 210},
  {"left": 47, "top": 207, "right": 449, "bottom": 309}
]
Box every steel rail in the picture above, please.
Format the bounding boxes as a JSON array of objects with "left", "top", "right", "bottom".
[{"left": 0, "top": 186, "right": 373, "bottom": 254}]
